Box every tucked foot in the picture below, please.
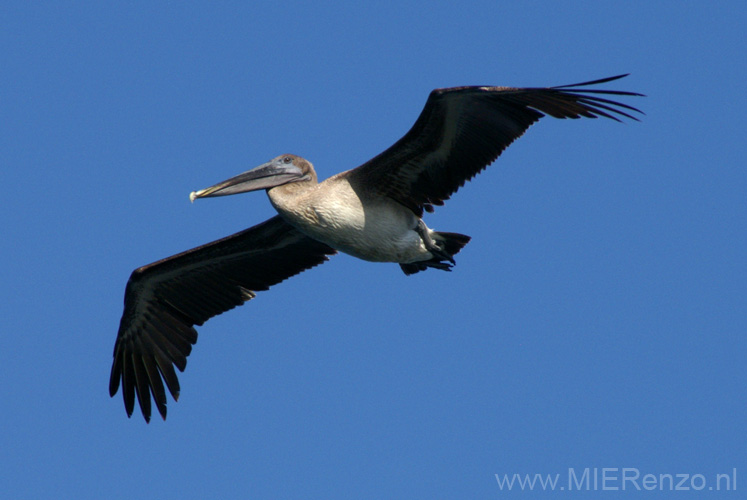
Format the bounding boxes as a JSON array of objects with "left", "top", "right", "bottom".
[
  {"left": 416, "top": 220, "right": 455, "bottom": 264},
  {"left": 400, "top": 221, "right": 471, "bottom": 275}
]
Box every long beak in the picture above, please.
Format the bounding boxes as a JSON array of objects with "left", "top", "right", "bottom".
[{"left": 189, "top": 161, "right": 307, "bottom": 202}]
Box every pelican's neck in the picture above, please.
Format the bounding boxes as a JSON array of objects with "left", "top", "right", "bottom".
[{"left": 267, "top": 179, "right": 317, "bottom": 213}]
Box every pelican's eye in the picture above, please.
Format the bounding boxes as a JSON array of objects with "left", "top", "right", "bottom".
[{"left": 283, "top": 156, "right": 293, "bottom": 164}]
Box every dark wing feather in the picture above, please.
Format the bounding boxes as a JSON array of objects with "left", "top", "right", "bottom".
[
  {"left": 109, "top": 215, "right": 336, "bottom": 422},
  {"left": 348, "top": 74, "right": 643, "bottom": 216}
]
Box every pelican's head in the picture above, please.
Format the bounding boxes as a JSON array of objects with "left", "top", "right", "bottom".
[{"left": 190, "top": 154, "right": 316, "bottom": 202}]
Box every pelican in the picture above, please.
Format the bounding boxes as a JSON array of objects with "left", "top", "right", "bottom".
[{"left": 110, "top": 74, "right": 642, "bottom": 421}]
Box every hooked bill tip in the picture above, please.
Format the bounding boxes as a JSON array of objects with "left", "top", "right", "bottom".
[{"left": 189, "top": 190, "right": 198, "bottom": 203}]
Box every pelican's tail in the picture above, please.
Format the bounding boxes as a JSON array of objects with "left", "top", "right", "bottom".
[{"left": 399, "top": 231, "right": 471, "bottom": 275}]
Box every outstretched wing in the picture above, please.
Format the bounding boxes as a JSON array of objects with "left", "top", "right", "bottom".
[
  {"left": 348, "top": 74, "right": 643, "bottom": 216},
  {"left": 109, "top": 215, "right": 336, "bottom": 422}
]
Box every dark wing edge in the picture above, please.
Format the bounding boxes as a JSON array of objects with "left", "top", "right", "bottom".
[
  {"left": 109, "top": 215, "right": 337, "bottom": 422},
  {"left": 349, "top": 74, "right": 643, "bottom": 216}
]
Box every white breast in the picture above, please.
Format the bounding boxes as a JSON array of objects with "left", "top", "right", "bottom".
[{"left": 268, "top": 177, "right": 430, "bottom": 263}]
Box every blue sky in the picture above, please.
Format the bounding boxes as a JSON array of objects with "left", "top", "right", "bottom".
[{"left": 2, "top": 2, "right": 744, "bottom": 498}]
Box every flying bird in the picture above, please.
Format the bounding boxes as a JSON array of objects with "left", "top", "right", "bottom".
[{"left": 110, "top": 74, "right": 643, "bottom": 421}]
